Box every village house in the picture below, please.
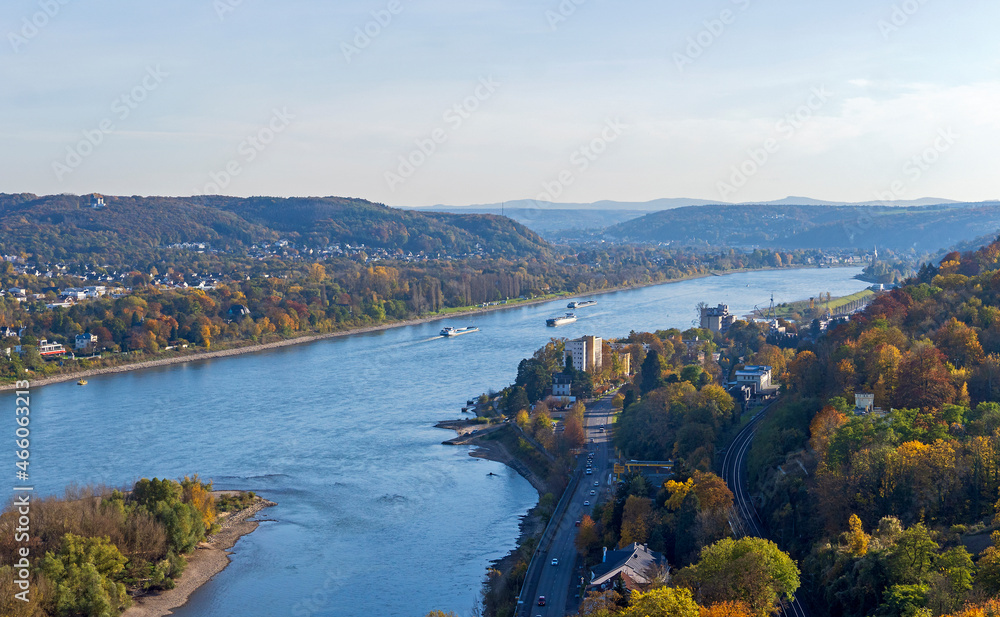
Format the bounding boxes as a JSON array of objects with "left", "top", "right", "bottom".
[
  {"left": 588, "top": 543, "right": 667, "bottom": 594},
  {"left": 76, "top": 333, "right": 99, "bottom": 351},
  {"left": 735, "top": 365, "right": 774, "bottom": 395},
  {"left": 551, "top": 373, "right": 573, "bottom": 399}
]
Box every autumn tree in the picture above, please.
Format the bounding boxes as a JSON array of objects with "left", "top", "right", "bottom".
[
  {"left": 699, "top": 601, "right": 754, "bottom": 617},
  {"left": 895, "top": 342, "right": 956, "bottom": 410},
  {"left": 576, "top": 515, "right": 600, "bottom": 556},
  {"left": 843, "top": 514, "right": 870, "bottom": 557},
  {"left": 808, "top": 405, "right": 847, "bottom": 467},
  {"left": 620, "top": 587, "right": 700, "bottom": 617},
  {"left": 564, "top": 412, "right": 587, "bottom": 448},
  {"left": 934, "top": 318, "right": 985, "bottom": 367},
  {"left": 620, "top": 495, "right": 653, "bottom": 547}
]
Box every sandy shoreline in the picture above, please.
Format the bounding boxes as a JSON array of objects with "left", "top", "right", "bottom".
[
  {"left": 121, "top": 495, "right": 276, "bottom": 617},
  {"left": 1, "top": 264, "right": 850, "bottom": 393}
]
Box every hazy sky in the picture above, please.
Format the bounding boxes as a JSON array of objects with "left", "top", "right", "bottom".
[{"left": 2, "top": 0, "right": 998, "bottom": 207}]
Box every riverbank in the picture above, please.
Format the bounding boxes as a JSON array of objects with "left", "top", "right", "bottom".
[
  {"left": 0, "top": 264, "right": 854, "bottom": 393},
  {"left": 121, "top": 494, "right": 276, "bottom": 617},
  {"left": 438, "top": 421, "right": 557, "bottom": 615}
]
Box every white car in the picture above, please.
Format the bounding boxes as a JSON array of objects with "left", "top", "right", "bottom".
[
  {"left": 594, "top": 481, "right": 600, "bottom": 486},
  {"left": 551, "top": 558, "right": 559, "bottom": 566},
  {"left": 583, "top": 500, "right": 590, "bottom": 506},
  {"left": 590, "top": 490, "right": 596, "bottom": 495}
]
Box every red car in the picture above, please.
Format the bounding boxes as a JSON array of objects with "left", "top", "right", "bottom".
[{"left": 538, "top": 596, "right": 546, "bottom": 606}]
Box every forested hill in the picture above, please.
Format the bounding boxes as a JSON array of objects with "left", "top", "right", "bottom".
[
  {"left": 0, "top": 193, "right": 551, "bottom": 261},
  {"left": 603, "top": 203, "right": 1000, "bottom": 252}
]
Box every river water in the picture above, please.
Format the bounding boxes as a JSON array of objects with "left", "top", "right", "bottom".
[{"left": 14, "top": 267, "right": 867, "bottom": 617}]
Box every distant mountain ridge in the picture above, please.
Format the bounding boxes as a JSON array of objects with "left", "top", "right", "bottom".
[
  {"left": 412, "top": 196, "right": 968, "bottom": 236},
  {"left": 601, "top": 202, "right": 1000, "bottom": 253},
  {"left": 0, "top": 193, "right": 551, "bottom": 261},
  {"left": 415, "top": 196, "right": 962, "bottom": 212}
]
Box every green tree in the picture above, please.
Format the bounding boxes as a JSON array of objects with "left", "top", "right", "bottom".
[
  {"left": 505, "top": 386, "right": 530, "bottom": 416},
  {"left": 640, "top": 350, "right": 666, "bottom": 394},
  {"left": 573, "top": 369, "right": 594, "bottom": 399},
  {"left": 130, "top": 478, "right": 206, "bottom": 554},
  {"left": 978, "top": 532, "right": 1000, "bottom": 595},
  {"left": 882, "top": 584, "right": 930, "bottom": 617},
  {"left": 887, "top": 523, "right": 939, "bottom": 585},
  {"left": 679, "top": 537, "right": 800, "bottom": 617},
  {"left": 40, "top": 534, "right": 131, "bottom": 617},
  {"left": 680, "top": 364, "right": 703, "bottom": 385}
]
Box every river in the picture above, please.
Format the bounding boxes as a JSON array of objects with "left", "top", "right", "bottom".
[{"left": 13, "top": 266, "right": 868, "bottom": 617}]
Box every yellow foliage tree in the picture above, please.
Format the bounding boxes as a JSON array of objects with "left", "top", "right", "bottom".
[
  {"left": 939, "top": 599, "right": 1000, "bottom": 617},
  {"left": 700, "top": 601, "right": 755, "bottom": 617},
  {"left": 844, "top": 514, "right": 870, "bottom": 557},
  {"left": 620, "top": 496, "right": 653, "bottom": 547},
  {"left": 665, "top": 478, "right": 695, "bottom": 511},
  {"left": 182, "top": 475, "right": 217, "bottom": 531},
  {"left": 622, "top": 587, "right": 700, "bottom": 617}
]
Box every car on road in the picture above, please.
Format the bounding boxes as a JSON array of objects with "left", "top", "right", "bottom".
[
  {"left": 583, "top": 500, "right": 590, "bottom": 506},
  {"left": 586, "top": 469, "right": 593, "bottom": 475},
  {"left": 551, "top": 558, "right": 559, "bottom": 566},
  {"left": 537, "top": 596, "right": 546, "bottom": 606},
  {"left": 575, "top": 520, "right": 581, "bottom": 526},
  {"left": 594, "top": 481, "right": 600, "bottom": 486},
  {"left": 598, "top": 427, "right": 605, "bottom": 432},
  {"left": 590, "top": 490, "right": 596, "bottom": 495}
]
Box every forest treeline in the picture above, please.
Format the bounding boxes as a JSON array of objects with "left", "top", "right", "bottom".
[{"left": 724, "top": 240, "right": 1000, "bottom": 617}]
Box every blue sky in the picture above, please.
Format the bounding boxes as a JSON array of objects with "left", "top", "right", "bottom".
[{"left": 2, "top": 0, "right": 998, "bottom": 206}]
